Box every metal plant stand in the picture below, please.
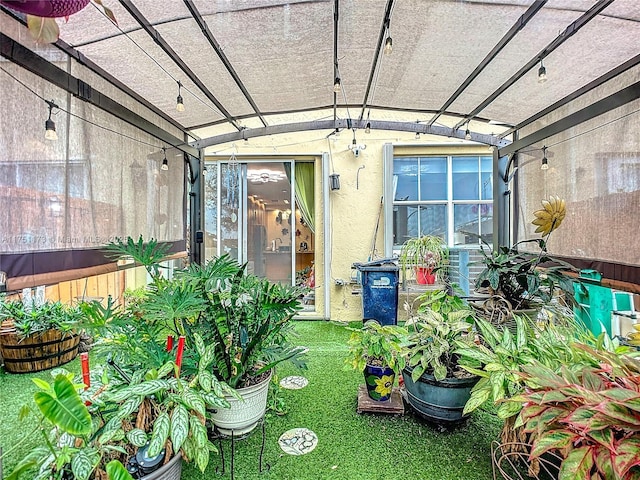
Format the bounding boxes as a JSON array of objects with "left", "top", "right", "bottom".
[
  {"left": 211, "top": 417, "right": 270, "bottom": 480},
  {"left": 492, "top": 441, "right": 561, "bottom": 480}
]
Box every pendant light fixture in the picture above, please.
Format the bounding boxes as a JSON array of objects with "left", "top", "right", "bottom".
[
  {"left": 365, "top": 122, "right": 371, "bottom": 134},
  {"left": 44, "top": 99, "right": 58, "bottom": 141},
  {"left": 538, "top": 59, "right": 547, "bottom": 84},
  {"left": 384, "top": 19, "right": 393, "bottom": 55},
  {"left": 541, "top": 146, "right": 549, "bottom": 170},
  {"left": 333, "top": 77, "right": 341, "bottom": 93},
  {"left": 161, "top": 147, "right": 169, "bottom": 171},
  {"left": 176, "top": 80, "right": 185, "bottom": 112},
  {"left": 464, "top": 121, "right": 472, "bottom": 140}
]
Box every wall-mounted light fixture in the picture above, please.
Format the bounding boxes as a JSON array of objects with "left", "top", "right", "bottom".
[
  {"left": 329, "top": 173, "right": 341, "bottom": 191},
  {"left": 44, "top": 99, "right": 58, "bottom": 141},
  {"left": 176, "top": 80, "right": 185, "bottom": 112}
]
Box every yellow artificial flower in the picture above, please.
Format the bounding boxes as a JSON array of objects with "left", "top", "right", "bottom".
[
  {"left": 374, "top": 374, "right": 394, "bottom": 398},
  {"left": 532, "top": 195, "right": 566, "bottom": 236}
]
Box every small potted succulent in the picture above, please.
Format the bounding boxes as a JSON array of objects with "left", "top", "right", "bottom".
[
  {"left": 398, "top": 235, "right": 448, "bottom": 285},
  {"left": 345, "top": 320, "right": 407, "bottom": 401}
]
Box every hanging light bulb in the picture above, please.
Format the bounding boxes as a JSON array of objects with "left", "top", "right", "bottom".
[
  {"left": 384, "top": 36, "right": 393, "bottom": 55},
  {"left": 161, "top": 147, "right": 169, "bottom": 171},
  {"left": 176, "top": 80, "right": 185, "bottom": 112},
  {"left": 415, "top": 132, "right": 420, "bottom": 140},
  {"left": 202, "top": 165, "right": 208, "bottom": 176},
  {"left": 538, "top": 59, "right": 547, "bottom": 84},
  {"left": 464, "top": 127, "right": 472, "bottom": 141},
  {"left": 365, "top": 122, "right": 371, "bottom": 134},
  {"left": 541, "top": 146, "right": 549, "bottom": 170},
  {"left": 44, "top": 100, "right": 58, "bottom": 141},
  {"left": 333, "top": 77, "right": 341, "bottom": 93}
]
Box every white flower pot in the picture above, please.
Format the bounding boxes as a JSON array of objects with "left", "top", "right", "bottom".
[{"left": 210, "top": 371, "right": 272, "bottom": 436}]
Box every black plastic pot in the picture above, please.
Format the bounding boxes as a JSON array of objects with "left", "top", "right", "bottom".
[{"left": 402, "top": 366, "right": 479, "bottom": 424}]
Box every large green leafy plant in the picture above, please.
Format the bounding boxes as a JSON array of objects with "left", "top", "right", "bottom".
[
  {"left": 6, "top": 332, "right": 232, "bottom": 480},
  {"left": 475, "top": 238, "right": 575, "bottom": 310},
  {"left": 514, "top": 346, "right": 640, "bottom": 480},
  {"left": 404, "top": 289, "right": 475, "bottom": 381},
  {"left": 181, "top": 255, "right": 308, "bottom": 388}
]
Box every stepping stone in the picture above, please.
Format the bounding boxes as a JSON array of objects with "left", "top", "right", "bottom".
[
  {"left": 278, "top": 428, "right": 318, "bottom": 455},
  {"left": 280, "top": 375, "right": 309, "bottom": 390}
]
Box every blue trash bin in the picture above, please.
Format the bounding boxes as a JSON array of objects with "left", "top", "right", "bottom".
[{"left": 354, "top": 259, "right": 399, "bottom": 326}]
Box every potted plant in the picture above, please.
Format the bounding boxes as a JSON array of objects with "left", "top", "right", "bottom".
[
  {"left": 401, "top": 287, "right": 478, "bottom": 423},
  {"left": 100, "top": 237, "right": 307, "bottom": 437},
  {"left": 0, "top": 297, "right": 82, "bottom": 373},
  {"left": 5, "top": 332, "right": 231, "bottom": 480},
  {"left": 473, "top": 196, "right": 576, "bottom": 325},
  {"left": 345, "top": 320, "right": 407, "bottom": 401},
  {"left": 398, "top": 235, "right": 448, "bottom": 285},
  {"left": 180, "top": 255, "right": 308, "bottom": 436},
  {"left": 513, "top": 345, "right": 640, "bottom": 480}
]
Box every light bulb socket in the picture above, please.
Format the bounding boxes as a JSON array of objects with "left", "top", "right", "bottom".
[
  {"left": 161, "top": 158, "right": 169, "bottom": 171},
  {"left": 541, "top": 157, "right": 549, "bottom": 170},
  {"left": 538, "top": 65, "right": 547, "bottom": 83},
  {"left": 384, "top": 37, "right": 393, "bottom": 55},
  {"left": 333, "top": 77, "right": 341, "bottom": 93},
  {"left": 176, "top": 94, "right": 185, "bottom": 112},
  {"left": 365, "top": 122, "right": 371, "bottom": 134},
  {"left": 45, "top": 118, "right": 57, "bottom": 141}
]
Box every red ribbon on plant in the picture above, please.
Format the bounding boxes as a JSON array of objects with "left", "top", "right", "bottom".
[{"left": 175, "top": 336, "right": 185, "bottom": 377}]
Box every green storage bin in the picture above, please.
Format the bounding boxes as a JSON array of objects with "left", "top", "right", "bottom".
[{"left": 573, "top": 269, "right": 613, "bottom": 337}]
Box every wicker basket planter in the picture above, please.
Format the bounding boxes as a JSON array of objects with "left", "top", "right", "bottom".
[{"left": 0, "top": 321, "right": 80, "bottom": 373}]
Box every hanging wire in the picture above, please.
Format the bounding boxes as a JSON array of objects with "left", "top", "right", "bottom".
[
  {"left": 1, "top": 65, "right": 166, "bottom": 150},
  {"left": 90, "top": 3, "right": 224, "bottom": 118}
]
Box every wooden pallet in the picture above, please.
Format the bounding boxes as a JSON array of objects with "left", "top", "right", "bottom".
[{"left": 356, "top": 385, "right": 404, "bottom": 415}]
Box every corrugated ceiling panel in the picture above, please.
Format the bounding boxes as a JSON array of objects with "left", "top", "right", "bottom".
[
  {"left": 74, "top": 31, "right": 225, "bottom": 127},
  {"left": 370, "top": 0, "right": 532, "bottom": 116},
  {"left": 481, "top": 12, "right": 640, "bottom": 124},
  {"left": 447, "top": 4, "right": 586, "bottom": 117},
  {"left": 193, "top": 0, "right": 334, "bottom": 114},
  {"left": 336, "top": 0, "right": 388, "bottom": 116}
]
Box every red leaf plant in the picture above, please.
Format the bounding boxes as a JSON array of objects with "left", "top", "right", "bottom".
[{"left": 513, "top": 344, "right": 640, "bottom": 480}]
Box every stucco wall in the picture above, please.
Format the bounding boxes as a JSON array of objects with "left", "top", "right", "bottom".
[{"left": 201, "top": 116, "right": 499, "bottom": 322}]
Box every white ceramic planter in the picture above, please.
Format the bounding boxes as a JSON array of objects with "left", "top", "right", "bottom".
[{"left": 210, "top": 371, "right": 272, "bottom": 436}]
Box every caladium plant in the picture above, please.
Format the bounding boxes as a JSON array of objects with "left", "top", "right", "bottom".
[{"left": 514, "top": 344, "right": 640, "bottom": 480}]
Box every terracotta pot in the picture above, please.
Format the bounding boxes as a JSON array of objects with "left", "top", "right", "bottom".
[{"left": 415, "top": 267, "right": 436, "bottom": 285}]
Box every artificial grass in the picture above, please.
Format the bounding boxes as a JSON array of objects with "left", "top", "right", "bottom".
[{"left": 0, "top": 321, "right": 502, "bottom": 479}]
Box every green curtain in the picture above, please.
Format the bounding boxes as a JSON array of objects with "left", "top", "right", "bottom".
[{"left": 285, "top": 162, "right": 315, "bottom": 234}]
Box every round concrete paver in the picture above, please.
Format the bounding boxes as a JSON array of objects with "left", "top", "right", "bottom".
[
  {"left": 279, "top": 375, "right": 309, "bottom": 390},
  {"left": 278, "top": 428, "right": 318, "bottom": 455}
]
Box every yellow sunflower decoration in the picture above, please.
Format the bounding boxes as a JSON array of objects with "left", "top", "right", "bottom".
[
  {"left": 373, "top": 375, "right": 394, "bottom": 398},
  {"left": 532, "top": 195, "right": 566, "bottom": 236}
]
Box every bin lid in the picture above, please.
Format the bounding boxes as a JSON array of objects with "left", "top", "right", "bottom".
[
  {"left": 578, "top": 269, "right": 602, "bottom": 283},
  {"left": 353, "top": 258, "right": 398, "bottom": 271}
]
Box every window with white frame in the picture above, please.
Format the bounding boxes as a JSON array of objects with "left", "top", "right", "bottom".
[{"left": 392, "top": 155, "right": 493, "bottom": 248}]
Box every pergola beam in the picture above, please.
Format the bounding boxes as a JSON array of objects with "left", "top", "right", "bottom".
[
  {"left": 428, "top": 0, "right": 547, "bottom": 127},
  {"left": 193, "top": 119, "right": 511, "bottom": 149},
  {"left": 0, "top": 33, "right": 198, "bottom": 157},
  {"left": 498, "top": 81, "right": 640, "bottom": 157},
  {"left": 453, "top": 0, "right": 615, "bottom": 130},
  {"left": 119, "top": 0, "right": 241, "bottom": 131}
]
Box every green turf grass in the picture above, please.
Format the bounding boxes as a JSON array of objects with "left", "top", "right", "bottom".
[{"left": 0, "top": 321, "right": 502, "bottom": 479}]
